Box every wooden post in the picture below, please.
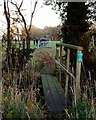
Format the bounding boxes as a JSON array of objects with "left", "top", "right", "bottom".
[
  {"left": 56, "top": 46, "right": 59, "bottom": 80},
  {"left": 65, "top": 48, "right": 70, "bottom": 105},
  {"left": 0, "top": 41, "right": 2, "bottom": 119},
  {"left": 76, "top": 50, "right": 82, "bottom": 101},
  {"left": 56, "top": 43, "right": 83, "bottom": 104},
  {"left": 92, "top": 36, "right": 95, "bottom": 48},
  {"left": 59, "top": 45, "right": 62, "bottom": 83},
  {"left": 56, "top": 47, "right": 59, "bottom": 64}
]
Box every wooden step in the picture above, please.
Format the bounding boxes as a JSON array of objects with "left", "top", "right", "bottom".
[{"left": 41, "top": 75, "right": 65, "bottom": 112}]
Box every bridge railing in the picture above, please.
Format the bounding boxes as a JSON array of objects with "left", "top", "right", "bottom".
[{"left": 56, "top": 43, "right": 83, "bottom": 105}]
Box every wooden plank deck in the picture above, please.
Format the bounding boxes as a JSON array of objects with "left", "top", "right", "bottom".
[{"left": 41, "top": 75, "right": 65, "bottom": 112}]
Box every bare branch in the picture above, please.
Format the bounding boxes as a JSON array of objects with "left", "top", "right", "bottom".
[
  {"left": 4, "top": 0, "right": 11, "bottom": 51},
  {"left": 11, "top": 0, "right": 38, "bottom": 49},
  {"left": 4, "top": 0, "right": 7, "bottom": 20},
  {"left": 11, "top": 1, "right": 27, "bottom": 33},
  {"left": 0, "top": 29, "right": 6, "bottom": 35},
  {"left": 28, "top": 1, "right": 37, "bottom": 31},
  {"left": 19, "top": 0, "right": 24, "bottom": 9},
  {"left": 4, "top": 0, "right": 10, "bottom": 32}
]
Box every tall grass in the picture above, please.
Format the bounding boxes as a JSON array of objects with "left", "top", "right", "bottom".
[{"left": 2, "top": 45, "right": 45, "bottom": 119}]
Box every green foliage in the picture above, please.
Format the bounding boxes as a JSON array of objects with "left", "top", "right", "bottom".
[
  {"left": 2, "top": 87, "right": 43, "bottom": 119},
  {"left": 80, "top": 29, "right": 96, "bottom": 79},
  {"left": 2, "top": 45, "right": 35, "bottom": 73},
  {"left": 44, "top": 1, "right": 96, "bottom": 45},
  {"left": 2, "top": 46, "right": 46, "bottom": 119},
  {"left": 61, "top": 3, "right": 89, "bottom": 45},
  {"left": 67, "top": 98, "right": 95, "bottom": 119}
]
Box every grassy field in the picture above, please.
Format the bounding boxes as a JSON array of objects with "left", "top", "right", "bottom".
[
  {"left": 30, "top": 40, "right": 60, "bottom": 48},
  {"left": 2, "top": 40, "right": 60, "bottom": 49}
]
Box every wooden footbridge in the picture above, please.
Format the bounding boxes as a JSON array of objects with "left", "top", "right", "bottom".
[
  {"left": 41, "top": 43, "right": 83, "bottom": 112},
  {"left": 41, "top": 75, "right": 65, "bottom": 112}
]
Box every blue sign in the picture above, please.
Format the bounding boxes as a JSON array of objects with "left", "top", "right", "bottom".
[{"left": 77, "top": 52, "right": 83, "bottom": 62}]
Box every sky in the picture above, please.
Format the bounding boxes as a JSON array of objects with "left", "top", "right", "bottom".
[
  {"left": 32, "top": 4, "right": 61, "bottom": 29},
  {"left": 0, "top": 0, "right": 95, "bottom": 36},
  {"left": 30, "top": 0, "right": 61, "bottom": 29},
  {"left": 0, "top": 0, "right": 61, "bottom": 36}
]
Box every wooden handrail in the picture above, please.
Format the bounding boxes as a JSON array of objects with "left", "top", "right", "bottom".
[
  {"left": 56, "top": 43, "right": 83, "bottom": 51},
  {"left": 56, "top": 42, "right": 83, "bottom": 106},
  {"left": 55, "top": 60, "right": 75, "bottom": 79}
]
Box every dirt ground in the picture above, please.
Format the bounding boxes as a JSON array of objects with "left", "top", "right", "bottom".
[
  {"left": 32, "top": 47, "right": 65, "bottom": 75},
  {"left": 33, "top": 48, "right": 56, "bottom": 60},
  {"left": 33, "top": 47, "right": 65, "bottom": 60}
]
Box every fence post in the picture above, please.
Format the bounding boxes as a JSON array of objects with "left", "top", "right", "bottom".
[
  {"left": 59, "top": 45, "right": 62, "bottom": 83},
  {"left": 49, "top": 40, "right": 51, "bottom": 47},
  {"left": 0, "top": 39, "right": 2, "bottom": 119},
  {"left": 76, "top": 50, "right": 83, "bottom": 101},
  {"left": 65, "top": 48, "right": 70, "bottom": 105},
  {"left": 56, "top": 45, "right": 59, "bottom": 80}
]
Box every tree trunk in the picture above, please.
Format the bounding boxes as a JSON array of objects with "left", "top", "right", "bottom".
[
  {"left": 23, "top": 39, "right": 25, "bottom": 49},
  {"left": 26, "top": 32, "right": 30, "bottom": 50},
  {"left": 4, "top": 0, "right": 11, "bottom": 69}
]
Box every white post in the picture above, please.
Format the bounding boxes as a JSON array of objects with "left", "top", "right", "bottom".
[
  {"left": 60, "top": 38, "right": 62, "bottom": 43},
  {"left": 49, "top": 38, "right": 51, "bottom": 47}
]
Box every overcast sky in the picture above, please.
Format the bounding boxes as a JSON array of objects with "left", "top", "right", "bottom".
[
  {"left": 0, "top": 0, "right": 61, "bottom": 36},
  {"left": 0, "top": 0, "right": 95, "bottom": 36}
]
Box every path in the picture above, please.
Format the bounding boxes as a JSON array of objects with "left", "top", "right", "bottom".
[
  {"left": 33, "top": 47, "right": 65, "bottom": 112},
  {"left": 41, "top": 75, "right": 65, "bottom": 112}
]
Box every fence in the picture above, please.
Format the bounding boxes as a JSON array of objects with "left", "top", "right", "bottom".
[{"left": 56, "top": 43, "right": 83, "bottom": 105}]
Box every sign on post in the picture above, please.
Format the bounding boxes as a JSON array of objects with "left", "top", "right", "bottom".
[{"left": 77, "top": 51, "right": 83, "bottom": 62}]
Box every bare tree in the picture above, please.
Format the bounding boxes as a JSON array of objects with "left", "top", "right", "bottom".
[
  {"left": 11, "top": 0, "right": 38, "bottom": 49},
  {"left": 4, "top": 0, "right": 11, "bottom": 68}
]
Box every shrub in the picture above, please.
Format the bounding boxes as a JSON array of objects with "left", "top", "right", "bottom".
[{"left": 2, "top": 86, "right": 44, "bottom": 119}]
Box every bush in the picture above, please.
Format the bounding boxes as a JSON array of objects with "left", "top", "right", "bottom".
[{"left": 2, "top": 87, "right": 44, "bottom": 119}]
